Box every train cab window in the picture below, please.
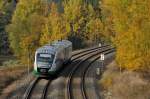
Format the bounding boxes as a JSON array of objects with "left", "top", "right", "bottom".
[{"left": 37, "top": 53, "right": 54, "bottom": 64}]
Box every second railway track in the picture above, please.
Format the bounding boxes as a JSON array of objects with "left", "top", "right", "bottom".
[
  {"left": 71, "top": 45, "right": 109, "bottom": 61},
  {"left": 66, "top": 46, "right": 115, "bottom": 99},
  {"left": 81, "top": 49, "right": 115, "bottom": 99}
]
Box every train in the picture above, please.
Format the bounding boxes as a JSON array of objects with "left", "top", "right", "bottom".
[{"left": 33, "top": 40, "right": 72, "bottom": 76}]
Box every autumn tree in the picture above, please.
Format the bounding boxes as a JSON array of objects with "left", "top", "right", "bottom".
[
  {"left": 40, "top": 2, "right": 69, "bottom": 45},
  {"left": 41, "top": 0, "right": 105, "bottom": 49},
  {"left": 6, "top": 0, "right": 48, "bottom": 62},
  {"left": 63, "top": 0, "right": 88, "bottom": 48},
  {"left": 6, "top": 0, "right": 106, "bottom": 63},
  {"left": 85, "top": 4, "right": 105, "bottom": 45},
  {"left": 102, "top": 0, "right": 150, "bottom": 71}
]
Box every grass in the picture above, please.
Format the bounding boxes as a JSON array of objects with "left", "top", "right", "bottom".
[
  {"left": 0, "top": 55, "right": 15, "bottom": 65},
  {"left": 100, "top": 61, "right": 150, "bottom": 99},
  {"left": 0, "top": 55, "right": 32, "bottom": 95},
  {"left": 0, "top": 65, "right": 30, "bottom": 94}
]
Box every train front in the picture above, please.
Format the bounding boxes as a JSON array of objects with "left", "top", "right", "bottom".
[{"left": 33, "top": 46, "right": 56, "bottom": 76}]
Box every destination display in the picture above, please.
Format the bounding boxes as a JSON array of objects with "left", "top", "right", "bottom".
[{"left": 40, "top": 54, "right": 52, "bottom": 58}]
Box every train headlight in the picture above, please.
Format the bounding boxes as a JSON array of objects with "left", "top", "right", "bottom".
[{"left": 49, "top": 65, "right": 52, "bottom": 67}]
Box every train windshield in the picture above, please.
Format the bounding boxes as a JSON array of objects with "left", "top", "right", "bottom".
[{"left": 37, "top": 53, "right": 54, "bottom": 65}]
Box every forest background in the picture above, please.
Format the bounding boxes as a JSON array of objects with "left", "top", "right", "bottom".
[{"left": 0, "top": 0, "right": 150, "bottom": 72}]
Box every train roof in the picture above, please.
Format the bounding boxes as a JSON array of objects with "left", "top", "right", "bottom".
[
  {"left": 36, "top": 46, "right": 56, "bottom": 54},
  {"left": 36, "top": 40, "right": 72, "bottom": 54},
  {"left": 52, "top": 40, "right": 72, "bottom": 47}
]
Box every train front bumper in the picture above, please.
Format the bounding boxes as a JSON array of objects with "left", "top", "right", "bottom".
[{"left": 33, "top": 68, "right": 57, "bottom": 76}]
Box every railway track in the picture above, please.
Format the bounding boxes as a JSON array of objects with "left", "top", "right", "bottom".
[
  {"left": 23, "top": 77, "right": 52, "bottom": 99},
  {"left": 23, "top": 45, "right": 113, "bottom": 99},
  {"left": 59, "top": 45, "right": 110, "bottom": 77},
  {"left": 71, "top": 45, "right": 109, "bottom": 61},
  {"left": 71, "top": 44, "right": 108, "bottom": 58},
  {"left": 81, "top": 49, "right": 115, "bottom": 99},
  {"left": 23, "top": 77, "right": 39, "bottom": 99},
  {"left": 41, "top": 79, "right": 51, "bottom": 99},
  {"left": 66, "top": 46, "right": 114, "bottom": 99}
]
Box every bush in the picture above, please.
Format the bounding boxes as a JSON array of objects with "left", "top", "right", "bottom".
[
  {"left": 108, "top": 71, "right": 150, "bottom": 99},
  {"left": 100, "top": 61, "right": 119, "bottom": 89},
  {"left": 100, "top": 61, "right": 150, "bottom": 99},
  {"left": 2, "top": 60, "right": 20, "bottom": 67}
]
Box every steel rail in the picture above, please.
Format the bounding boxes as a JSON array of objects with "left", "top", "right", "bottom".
[
  {"left": 81, "top": 49, "right": 115, "bottom": 99},
  {"left": 71, "top": 45, "right": 109, "bottom": 61},
  {"left": 71, "top": 45, "right": 109, "bottom": 58},
  {"left": 23, "top": 77, "right": 40, "bottom": 99},
  {"left": 41, "top": 79, "right": 52, "bottom": 99},
  {"left": 67, "top": 47, "right": 114, "bottom": 99}
]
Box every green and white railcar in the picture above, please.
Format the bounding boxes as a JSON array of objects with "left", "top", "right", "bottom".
[{"left": 34, "top": 40, "right": 72, "bottom": 76}]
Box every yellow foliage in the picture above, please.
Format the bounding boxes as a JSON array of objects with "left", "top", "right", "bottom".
[
  {"left": 7, "top": 0, "right": 47, "bottom": 63},
  {"left": 103, "top": 0, "right": 150, "bottom": 71},
  {"left": 7, "top": 0, "right": 107, "bottom": 63},
  {"left": 40, "top": 2, "right": 68, "bottom": 45},
  {"left": 86, "top": 18, "right": 104, "bottom": 41}
]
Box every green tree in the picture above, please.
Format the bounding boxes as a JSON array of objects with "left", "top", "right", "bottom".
[{"left": 0, "top": 0, "right": 16, "bottom": 55}]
